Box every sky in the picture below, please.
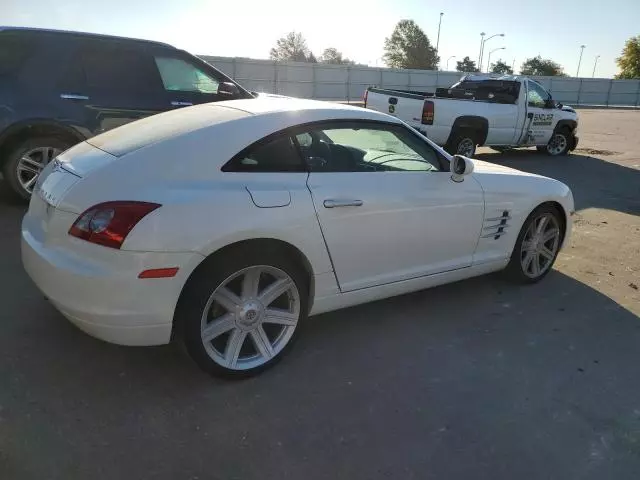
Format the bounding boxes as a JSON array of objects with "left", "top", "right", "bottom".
[{"left": 4, "top": 0, "right": 638, "bottom": 78}]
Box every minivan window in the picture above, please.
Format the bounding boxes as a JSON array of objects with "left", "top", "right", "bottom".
[
  {"left": 154, "top": 57, "right": 219, "bottom": 94},
  {"left": 81, "top": 43, "right": 162, "bottom": 91}
]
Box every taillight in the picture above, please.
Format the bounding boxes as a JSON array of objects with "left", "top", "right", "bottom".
[
  {"left": 363, "top": 89, "right": 369, "bottom": 108},
  {"left": 69, "top": 201, "right": 161, "bottom": 249},
  {"left": 422, "top": 100, "right": 434, "bottom": 125}
]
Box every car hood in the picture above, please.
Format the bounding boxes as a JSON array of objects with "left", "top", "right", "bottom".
[{"left": 471, "top": 159, "right": 542, "bottom": 177}]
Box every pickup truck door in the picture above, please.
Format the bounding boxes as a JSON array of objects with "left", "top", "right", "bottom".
[
  {"left": 523, "top": 80, "right": 556, "bottom": 145},
  {"left": 301, "top": 121, "right": 484, "bottom": 293}
]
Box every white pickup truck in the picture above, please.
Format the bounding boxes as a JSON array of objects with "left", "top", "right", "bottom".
[{"left": 364, "top": 75, "right": 579, "bottom": 158}]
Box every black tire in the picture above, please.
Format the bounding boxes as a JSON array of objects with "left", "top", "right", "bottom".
[
  {"left": 503, "top": 204, "right": 565, "bottom": 284},
  {"left": 540, "top": 128, "right": 571, "bottom": 156},
  {"left": 445, "top": 130, "right": 477, "bottom": 157},
  {"left": 2, "top": 136, "right": 73, "bottom": 201},
  {"left": 176, "top": 245, "right": 309, "bottom": 378}
]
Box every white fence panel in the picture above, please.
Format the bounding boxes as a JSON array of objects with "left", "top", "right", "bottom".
[{"left": 201, "top": 55, "right": 640, "bottom": 107}]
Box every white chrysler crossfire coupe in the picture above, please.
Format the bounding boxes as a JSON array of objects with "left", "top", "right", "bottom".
[{"left": 22, "top": 97, "right": 574, "bottom": 377}]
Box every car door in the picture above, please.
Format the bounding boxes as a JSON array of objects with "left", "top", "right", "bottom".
[
  {"left": 302, "top": 121, "right": 485, "bottom": 292},
  {"left": 62, "top": 39, "right": 168, "bottom": 136},
  {"left": 148, "top": 49, "right": 230, "bottom": 108},
  {"left": 525, "top": 80, "right": 556, "bottom": 145}
]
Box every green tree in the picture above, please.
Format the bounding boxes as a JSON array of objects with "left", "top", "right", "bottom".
[
  {"left": 615, "top": 36, "right": 640, "bottom": 79},
  {"left": 490, "top": 59, "right": 513, "bottom": 75},
  {"left": 319, "top": 47, "right": 354, "bottom": 65},
  {"left": 520, "top": 56, "right": 566, "bottom": 76},
  {"left": 270, "top": 32, "right": 315, "bottom": 62},
  {"left": 456, "top": 56, "right": 477, "bottom": 73},
  {"left": 383, "top": 20, "right": 439, "bottom": 69}
]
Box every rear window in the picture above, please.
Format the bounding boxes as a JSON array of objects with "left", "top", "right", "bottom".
[{"left": 0, "top": 33, "right": 34, "bottom": 77}]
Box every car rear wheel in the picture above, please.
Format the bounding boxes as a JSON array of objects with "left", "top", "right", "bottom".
[
  {"left": 3, "top": 136, "right": 73, "bottom": 201},
  {"left": 178, "top": 248, "right": 308, "bottom": 378},
  {"left": 504, "top": 205, "right": 564, "bottom": 283}
]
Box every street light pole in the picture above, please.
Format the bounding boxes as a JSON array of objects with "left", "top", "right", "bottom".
[
  {"left": 576, "top": 45, "right": 586, "bottom": 77},
  {"left": 592, "top": 55, "right": 600, "bottom": 78},
  {"left": 479, "top": 33, "right": 505, "bottom": 73},
  {"left": 446, "top": 55, "right": 456, "bottom": 71},
  {"left": 478, "top": 32, "right": 485, "bottom": 71},
  {"left": 435, "top": 12, "right": 444, "bottom": 69},
  {"left": 486, "top": 47, "right": 505, "bottom": 73}
]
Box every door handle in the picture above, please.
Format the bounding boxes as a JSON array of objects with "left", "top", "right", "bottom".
[
  {"left": 171, "top": 101, "right": 193, "bottom": 106},
  {"left": 60, "top": 93, "right": 89, "bottom": 100},
  {"left": 323, "top": 199, "right": 364, "bottom": 208}
]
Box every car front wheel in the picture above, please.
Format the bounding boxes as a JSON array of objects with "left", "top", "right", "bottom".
[
  {"left": 504, "top": 205, "right": 564, "bottom": 283},
  {"left": 178, "top": 248, "right": 308, "bottom": 378}
]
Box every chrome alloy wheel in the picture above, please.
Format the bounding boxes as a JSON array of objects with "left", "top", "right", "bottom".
[
  {"left": 200, "top": 265, "right": 301, "bottom": 371},
  {"left": 546, "top": 133, "right": 568, "bottom": 156},
  {"left": 17, "top": 146, "right": 62, "bottom": 194},
  {"left": 520, "top": 213, "right": 561, "bottom": 279},
  {"left": 456, "top": 138, "right": 475, "bottom": 157}
]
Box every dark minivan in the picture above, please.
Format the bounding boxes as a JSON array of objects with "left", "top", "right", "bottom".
[{"left": 0, "top": 27, "right": 254, "bottom": 199}]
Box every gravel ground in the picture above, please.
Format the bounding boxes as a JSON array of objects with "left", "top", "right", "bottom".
[{"left": 0, "top": 109, "right": 638, "bottom": 480}]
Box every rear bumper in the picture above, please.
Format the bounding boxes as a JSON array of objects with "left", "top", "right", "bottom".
[{"left": 22, "top": 224, "right": 204, "bottom": 346}]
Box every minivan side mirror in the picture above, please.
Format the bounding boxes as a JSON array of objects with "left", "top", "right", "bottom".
[
  {"left": 451, "top": 155, "right": 475, "bottom": 183},
  {"left": 218, "top": 82, "right": 240, "bottom": 97}
]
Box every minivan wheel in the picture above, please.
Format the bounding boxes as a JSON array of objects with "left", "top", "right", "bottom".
[
  {"left": 178, "top": 248, "right": 308, "bottom": 378},
  {"left": 3, "top": 137, "right": 73, "bottom": 200}
]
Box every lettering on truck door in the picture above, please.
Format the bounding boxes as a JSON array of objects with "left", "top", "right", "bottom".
[{"left": 525, "top": 80, "right": 555, "bottom": 145}]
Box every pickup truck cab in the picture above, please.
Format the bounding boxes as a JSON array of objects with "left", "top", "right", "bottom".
[{"left": 364, "top": 75, "right": 578, "bottom": 158}]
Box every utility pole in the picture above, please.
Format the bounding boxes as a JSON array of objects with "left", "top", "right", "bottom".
[
  {"left": 592, "top": 55, "right": 600, "bottom": 78},
  {"left": 478, "top": 32, "right": 485, "bottom": 71},
  {"left": 576, "top": 45, "right": 586, "bottom": 77},
  {"left": 446, "top": 56, "right": 456, "bottom": 71},
  {"left": 435, "top": 12, "right": 444, "bottom": 69}
]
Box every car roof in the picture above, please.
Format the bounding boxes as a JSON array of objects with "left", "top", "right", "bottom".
[
  {"left": 0, "top": 26, "right": 173, "bottom": 48},
  {"left": 209, "top": 96, "right": 400, "bottom": 122}
]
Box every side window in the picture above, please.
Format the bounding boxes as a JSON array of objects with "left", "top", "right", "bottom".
[
  {"left": 527, "top": 81, "right": 549, "bottom": 108},
  {"left": 296, "top": 123, "right": 443, "bottom": 173},
  {"left": 154, "top": 57, "right": 219, "bottom": 94},
  {"left": 223, "top": 134, "right": 305, "bottom": 172},
  {"left": 81, "top": 43, "right": 162, "bottom": 92}
]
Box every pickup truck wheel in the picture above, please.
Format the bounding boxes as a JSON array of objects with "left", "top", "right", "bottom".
[
  {"left": 543, "top": 130, "right": 571, "bottom": 156},
  {"left": 446, "top": 132, "right": 477, "bottom": 157}
]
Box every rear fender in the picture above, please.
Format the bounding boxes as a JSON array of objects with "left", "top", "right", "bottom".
[{"left": 447, "top": 116, "right": 489, "bottom": 146}]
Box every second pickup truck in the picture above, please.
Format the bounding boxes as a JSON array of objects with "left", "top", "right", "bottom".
[{"left": 364, "top": 75, "right": 579, "bottom": 158}]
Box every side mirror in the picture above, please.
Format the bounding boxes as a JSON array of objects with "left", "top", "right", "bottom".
[
  {"left": 544, "top": 98, "right": 555, "bottom": 109},
  {"left": 451, "top": 155, "right": 475, "bottom": 183},
  {"left": 218, "top": 82, "right": 240, "bottom": 97}
]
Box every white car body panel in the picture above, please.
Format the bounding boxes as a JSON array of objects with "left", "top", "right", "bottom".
[{"left": 22, "top": 97, "right": 574, "bottom": 346}]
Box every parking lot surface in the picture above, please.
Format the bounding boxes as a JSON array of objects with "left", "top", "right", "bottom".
[{"left": 0, "top": 109, "right": 638, "bottom": 480}]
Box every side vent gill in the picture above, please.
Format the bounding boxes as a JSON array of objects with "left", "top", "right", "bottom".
[{"left": 482, "top": 210, "right": 511, "bottom": 240}]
